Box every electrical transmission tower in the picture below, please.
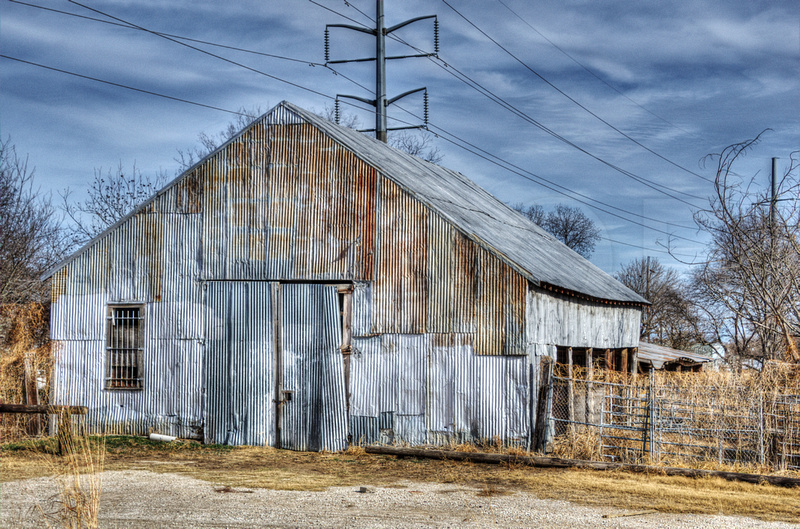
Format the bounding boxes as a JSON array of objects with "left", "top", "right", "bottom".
[{"left": 325, "top": 0, "right": 439, "bottom": 143}]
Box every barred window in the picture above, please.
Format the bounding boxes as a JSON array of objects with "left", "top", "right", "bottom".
[{"left": 106, "top": 305, "right": 144, "bottom": 389}]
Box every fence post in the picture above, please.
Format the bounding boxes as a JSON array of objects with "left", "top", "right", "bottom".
[
  {"left": 534, "top": 357, "right": 554, "bottom": 453},
  {"left": 585, "top": 348, "right": 593, "bottom": 425},
  {"left": 567, "top": 348, "right": 575, "bottom": 436},
  {"left": 758, "top": 389, "right": 765, "bottom": 465},
  {"left": 649, "top": 370, "right": 656, "bottom": 461}
]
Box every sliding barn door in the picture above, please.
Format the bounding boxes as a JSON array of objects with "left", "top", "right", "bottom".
[
  {"left": 204, "top": 282, "right": 347, "bottom": 451},
  {"left": 278, "top": 283, "right": 348, "bottom": 451}
]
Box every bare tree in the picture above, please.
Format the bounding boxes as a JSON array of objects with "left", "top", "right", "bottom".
[
  {"left": 543, "top": 204, "right": 601, "bottom": 259},
  {"left": 512, "top": 203, "right": 601, "bottom": 258},
  {"left": 388, "top": 130, "right": 443, "bottom": 165},
  {"left": 60, "top": 162, "right": 167, "bottom": 248},
  {"left": 687, "top": 135, "right": 799, "bottom": 366},
  {"left": 0, "top": 138, "right": 62, "bottom": 305},
  {"left": 616, "top": 257, "right": 701, "bottom": 350},
  {"left": 512, "top": 203, "right": 545, "bottom": 225},
  {"left": 319, "top": 106, "right": 443, "bottom": 164}
]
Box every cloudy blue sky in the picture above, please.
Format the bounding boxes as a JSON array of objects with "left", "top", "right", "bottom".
[{"left": 1, "top": 0, "right": 797, "bottom": 274}]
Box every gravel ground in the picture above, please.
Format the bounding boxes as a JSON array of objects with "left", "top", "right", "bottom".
[{"left": 2, "top": 470, "right": 795, "bottom": 528}]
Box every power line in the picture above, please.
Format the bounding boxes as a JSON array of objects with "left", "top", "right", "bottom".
[
  {"left": 1, "top": 54, "right": 697, "bottom": 255},
  {"left": 10, "top": 0, "right": 317, "bottom": 66},
  {"left": 440, "top": 0, "right": 712, "bottom": 184},
  {"left": 8, "top": 1, "right": 701, "bottom": 248},
  {"left": 494, "top": 0, "right": 697, "bottom": 140},
  {"left": 65, "top": 1, "right": 337, "bottom": 102},
  {"left": 0, "top": 54, "right": 246, "bottom": 116},
  {"left": 378, "top": 31, "right": 706, "bottom": 206},
  {"left": 68, "top": 0, "right": 699, "bottom": 236},
  {"left": 61, "top": 0, "right": 702, "bottom": 208}
]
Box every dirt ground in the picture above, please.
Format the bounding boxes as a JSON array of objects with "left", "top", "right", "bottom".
[
  {"left": 1, "top": 438, "right": 798, "bottom": 528},
  {"left": 1, "top": 468, "right": 796, "bottom": 529}
]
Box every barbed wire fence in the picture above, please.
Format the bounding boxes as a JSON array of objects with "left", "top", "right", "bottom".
[{"left": 540, "top": 361, "right": 799, "bottom": 472}]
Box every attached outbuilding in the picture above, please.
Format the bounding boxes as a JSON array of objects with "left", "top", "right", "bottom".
[{"left": 45, "top": 102, "right": 646, "bottom": 451}]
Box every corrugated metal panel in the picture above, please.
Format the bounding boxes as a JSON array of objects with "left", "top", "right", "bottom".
[
  {"left": 204, "top": 281, "right": 274, "bottom": 446},
  {"left": 526, "top": 287, "right": 641, "bottom": 350},
  {"left": 51, "top": 336, "right": 204, "bottom": 440},
  {"left": 280, "top": 283, "right": 348, "bottom": 451},
  {"left": 351, "top": 282, "right": 373, "bottom": 336},
  {"left": 349, "top": 332, "right": 528, "bottom": 446},
  {"left": 474, "top": 246, "right": 527, "bottom": 356},
  {"left": 196, "top": 115, "right": 378, "bottom": 283},
  {"left": 349, "top": 336, "right": 382, "bottom": 417}
]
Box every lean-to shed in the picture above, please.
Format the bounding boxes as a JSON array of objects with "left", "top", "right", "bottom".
[{"left": 45, "top": 101, "right": 646, "bottom": 451}]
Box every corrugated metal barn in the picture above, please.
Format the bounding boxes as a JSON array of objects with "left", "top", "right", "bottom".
[{"left": 45, "top": 101, "right": 646, "bottom": 451}]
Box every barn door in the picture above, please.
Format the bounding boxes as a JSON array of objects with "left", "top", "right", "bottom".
[
  {"left": 276, "top": 283, "right": 348, "bottom": 451},
  {"left": 204, "top": 282, "right": 276, "bottom": 446}
]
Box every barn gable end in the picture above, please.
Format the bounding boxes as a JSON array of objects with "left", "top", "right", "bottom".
[{"left": 46, "top": 101, "right": 642, "bottom": 448}]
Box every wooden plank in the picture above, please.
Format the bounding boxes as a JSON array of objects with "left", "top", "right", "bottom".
[
  {"left": 602, "top": 510, "right": 657, "bottom": 519},
  {"left": 0, "top": 404, "right": 87, "bottom": 415},
  {"left": 363, "top": 446, "right": 800, "bottom": 488}
]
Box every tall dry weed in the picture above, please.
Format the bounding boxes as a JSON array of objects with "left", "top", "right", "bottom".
[{"left": 37, "top": 419, "right": 105, "bottom": 529}]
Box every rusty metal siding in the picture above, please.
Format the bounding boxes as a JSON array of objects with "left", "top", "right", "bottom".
[
  {"left": 526, "top": 287, "right": 641, "bottom": 351},
  {"left": 473, "top": 246, "right": 527, "bottom": 356},
  {"left": 281, "top": 102, "right": 647, "bottom": 305},
  {"left": 372, "top": 177, "right": 429, "bottom": 334},
  {"left": 199, "top": 119, "right": 377, "bottom": 283}
]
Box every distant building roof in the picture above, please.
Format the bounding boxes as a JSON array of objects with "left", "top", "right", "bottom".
[{"left": 637, "top": 341, "right": 712, "bottom": 369}]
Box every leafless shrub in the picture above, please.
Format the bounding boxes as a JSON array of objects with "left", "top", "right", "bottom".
[{"left": 0, "top": 137, "right": 62, "bottom": 307}]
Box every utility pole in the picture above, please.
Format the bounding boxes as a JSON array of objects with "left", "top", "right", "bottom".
[{"left": 325, "top": 1, "right": 438, "bottom": 142}]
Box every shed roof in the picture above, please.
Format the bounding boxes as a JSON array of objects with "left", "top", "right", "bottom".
[
  {"left": 46, "top": 101, "right": 647, "bottom": 305},
  {"left": 637, "top": 342, "right": 712, "bottom": 369}
]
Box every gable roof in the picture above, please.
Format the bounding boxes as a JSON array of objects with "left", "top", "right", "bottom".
[{"left": 46, "top": 101, "right": 646, "bottom": 305}]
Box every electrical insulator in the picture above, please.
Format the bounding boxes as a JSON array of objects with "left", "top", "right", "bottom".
[
  {"left": 433, "top": 18, "right": 439, "bottom": 55},
  {"left": 423, "top": 90, "right": 429, "bottom": 125},
  {"left": 335, "top": 99, "right": 340, "bottom": 124},
  {"left": 324, "top": 28, "right": 330, "bottom": 63}
]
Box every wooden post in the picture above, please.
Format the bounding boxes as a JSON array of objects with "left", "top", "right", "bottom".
[
  {"left": 23, "top": 352, "right": 41, "bottom": 436},
  {"left": 585, "top": 348, "right": 593, "bottom": 424},
  {"left": 57, "top": 410, "right": 72, "bottom": 456},
  {"left": 338, "top": 285, "right": 353, "bottom": 420},
  {"left": 567, "top": 348, "right": 575, "bottom": 436},
  {"left": 631, "top": 348, "right": 639, "bottom": 376},
  {"left": 620, "top": 348, "right": 628, "bottom": 375},
  {"left": 534, "top": 357, "right": 554, "bottom": 453},
  {"left": 605, "top": 349, "right": 613, "bottom": 380}
]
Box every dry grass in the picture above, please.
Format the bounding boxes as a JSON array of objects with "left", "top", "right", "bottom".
[
  {"left": 3, "top": 436, "right": 797, "bottom": 523},
  {"left": 0, "top": 303, "right": 52, "bottom": 441}
]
